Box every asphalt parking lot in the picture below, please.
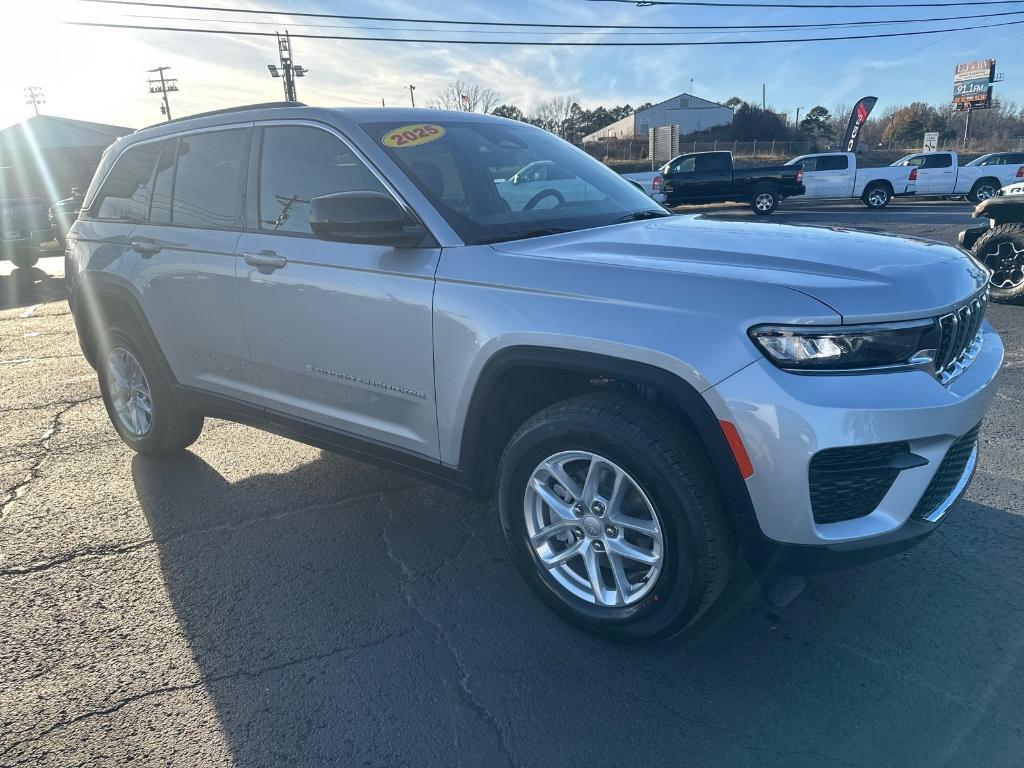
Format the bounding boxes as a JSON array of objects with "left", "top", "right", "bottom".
[{"left": 2, "top": 201, "right": 1022, "bottom": 768}]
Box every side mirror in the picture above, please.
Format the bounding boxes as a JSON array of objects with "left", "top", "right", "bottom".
[{"left": 309, "top": 191, "right": 426, "bottom": 247}]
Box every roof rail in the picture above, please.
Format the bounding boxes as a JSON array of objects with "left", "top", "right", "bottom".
[{"left": 139, "top": 101, "right": 307, "bottom": 131}]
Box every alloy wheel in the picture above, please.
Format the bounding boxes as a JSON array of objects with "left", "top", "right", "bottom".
[
  {"left": 983, "top": 240, "right": 1024, "bottom": 289},
  {"left": 106, "top": 347, "right": 154, "bottom": 437},
  {"left": 975, "top": 185, "right": 997, "bottom": 202},
  {"left": 867, "top": 188, "right": 889, "bottom": 207},
  {"left": 754, "top": 193, "right": 775, "bottom": 212},
  {"left": 524, "top": 451, "right": 664, "bottom": 607}
]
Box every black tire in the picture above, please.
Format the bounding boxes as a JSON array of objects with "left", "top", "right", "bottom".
[
  {"left": 973, "top": 223, "right": 1024, "bottom": 303},
  {"left": 861, "top": 181, "right": 892, "bottom": 209},
  {"left": 524, "top": 188, "right": 565, "bottom": 211},
  {"left": 9, "top": 250, "right": 39, "bottom": 269},
  {"left": 97, "top": 326, "right": 204, "bottom": 455},
  {"left": 750, "top": 185, "right": 779, "bottom": 215},
  {"left": 497, "top": 393, "right": 735, "bottom": 642},
  {"left": 968, "top": 179, "right": 1000, "bottom": 204}
]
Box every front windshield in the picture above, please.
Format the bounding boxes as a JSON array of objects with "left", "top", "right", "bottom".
[{"left": 364, "top": 119, "right": 667, "bottom": 244}]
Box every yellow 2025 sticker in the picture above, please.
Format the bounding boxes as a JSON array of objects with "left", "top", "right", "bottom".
[{"left": 382, "top": 124, "right": 445, "bottom": 148}]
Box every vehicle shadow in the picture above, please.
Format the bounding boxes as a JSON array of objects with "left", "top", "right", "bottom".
[
  {"left": 132, "top": 449, "right": 1024, "bottom": 767},
  {"left": 0, "top": 265, "right": 66, "bottom": 311}
]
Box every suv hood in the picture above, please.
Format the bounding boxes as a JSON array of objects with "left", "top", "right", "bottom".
[{"left": 491, "top": 215, "right": 988, "bottom": 323}]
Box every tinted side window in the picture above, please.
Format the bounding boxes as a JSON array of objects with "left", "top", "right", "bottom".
[
  {"left": 991, "top": 153, "right": 1024, "bottom": 166},
  {"left": 92, "top": 143, "right": 160, "bottom": 221},
  {"left": 924, "top": 154, "right": 953, "bottom": 169},
  {"left": 669, "top": 156, "right": 696, "bottom": 174},
  {"left": 817, "top": 155, "right": 850, "bottom": 171},
  {"left": 694, "top": 154, "right": 730, "bottom": 172},
  {"left": 904, "top": 156, "right": 926, "bottom": 167},
  {"left": 149, "top": 139, "right": 177, "bottom": 225},
  {"left": 258, "top": 126, "right": 387, "bottom": 234},
  {"left": 172, "top": 129, "right": 245, "bottom": 229}
]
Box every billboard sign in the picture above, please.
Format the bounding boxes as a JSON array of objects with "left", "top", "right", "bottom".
[{"left": 953, "top": 60, "right": 995, "bottom": 109}]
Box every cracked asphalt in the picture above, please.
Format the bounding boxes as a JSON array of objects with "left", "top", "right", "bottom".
[{"left": 2, "top": 208, "right": 1023, "bottom": 768}]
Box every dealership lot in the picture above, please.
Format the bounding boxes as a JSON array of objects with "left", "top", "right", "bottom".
[{"left": 2, "top": 205, "right": 1023, "bottom": 767}]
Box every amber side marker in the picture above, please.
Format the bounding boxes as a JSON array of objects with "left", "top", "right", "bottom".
[{"left": 719, "top": 420, "right": 754, "bottom": 479}]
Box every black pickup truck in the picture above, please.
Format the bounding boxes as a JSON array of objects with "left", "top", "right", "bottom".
[
  {"left": 1, "top": 197, "right": 52, "bottom": 269},
  {"left": 658, "top": 151, "right": 805, "bottom": 215}
]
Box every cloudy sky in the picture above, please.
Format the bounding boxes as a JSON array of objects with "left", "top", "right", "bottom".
[{"left": 3, "top": 0, "right": 1022, "bottom": 130}]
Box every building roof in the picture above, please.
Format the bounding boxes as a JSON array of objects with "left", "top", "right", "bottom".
[
  {"left": 0, "top": 115, "right": 134, "bottom": 155},
  {"left": 639, "top": 92, "right": 732, "bottom": 114}
]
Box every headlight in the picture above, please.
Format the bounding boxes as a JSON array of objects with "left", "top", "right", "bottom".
[{"left": 749, "top": 320, "right": 937, "bottom": 373}]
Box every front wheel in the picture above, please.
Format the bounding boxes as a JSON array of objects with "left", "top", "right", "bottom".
[
  {"left": 750, "top": 187, "right": 779, "bottom": 215},
  {"left": 973, "top": 223, "right": 1024, "bottom": 302},
  {"left": 862, "top": 182, "right": 891, "bottom": 209},
  {"left": 497, "top": 393, "right": 735, "bottom": 642}
]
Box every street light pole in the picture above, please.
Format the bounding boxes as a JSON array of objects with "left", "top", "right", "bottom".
[{"left": 408, "top": 84, "right": 416, "bottom": 108}]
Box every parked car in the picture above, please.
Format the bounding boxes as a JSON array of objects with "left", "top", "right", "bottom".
[
  {"left": 1, "top": 197, "right": 52, "bottom": 269},
  {"left": 495, "top": 160, "right": 598, "bottom": 211},
  {"left": 652, "top": 151, "right": 805, "bottom": 214},
  {"left": 783, "top": 151, "right": 916, "bottom": 208},
  {"left": 67, "top": 105, "right": 1001, "bottom": 641},
  {"left": 890, "top": 151, "right": 1024, "bottom": 202},
  {"left": 50, "top": 188, "right": 85, "bottom": 249},
  {"left": 959, "top": 193, "right": 1024, "bottom": 302}
]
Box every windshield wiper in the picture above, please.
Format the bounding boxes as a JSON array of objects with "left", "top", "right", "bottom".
[
  {"left": 612, "top": 210, "right": 673, "bottom": 224},
  {"left": 477, "top": 227, "right": 574, "bottom": 244}
]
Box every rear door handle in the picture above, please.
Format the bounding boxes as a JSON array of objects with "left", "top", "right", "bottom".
[
  {"left": 244, "top": 251, "right": 288, "bottom": 270},
  {"left": 129, "top": 239, "right": 161, "bottom": 258}
]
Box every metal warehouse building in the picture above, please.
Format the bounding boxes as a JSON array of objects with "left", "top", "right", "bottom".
[{"left": 582, "top": 93, "right": 733, "bottom": 142}]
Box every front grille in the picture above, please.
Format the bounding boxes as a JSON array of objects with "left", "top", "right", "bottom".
[
  {"left": 912, "top": 424, "right": 981, "bottom": 519},
  {"left": 934, "top": 292, "right": 987, "bottom": 384},
  {"left": 809, "top": 441, "right": 910, "bottom": 524}
]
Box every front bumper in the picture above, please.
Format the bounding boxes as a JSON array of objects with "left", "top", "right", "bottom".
[{"left": 709, "top": 323, "right": 1003, "bottom": 571}]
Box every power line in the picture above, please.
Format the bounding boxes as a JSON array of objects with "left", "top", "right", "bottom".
[
  {"left": 111, "top": 9, "right": 1024, "bottom": 33},
  {"left": 590, "top": 0, "right": 1024, "bottom": 8},
  {"left": 63, "top": 17, "right": 1024, "bottom": 45},
  {"left": 80, "top": 0, "right": 1024, "bottom": 25}
]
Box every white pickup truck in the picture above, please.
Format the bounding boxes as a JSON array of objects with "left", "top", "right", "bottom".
[
  {"left": 890, "top": 151, "right": 1024, "bottom": 202},
  {"left": 783, "top": 152, "right": 916, "bottom": 209}
]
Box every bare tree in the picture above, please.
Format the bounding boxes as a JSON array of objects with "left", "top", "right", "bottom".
[
  {"left": 530, "top": 96, "right": 578, "bottom": 138},
  {"left": 428, "top": 80, "right": 501, "bottom": 113}
]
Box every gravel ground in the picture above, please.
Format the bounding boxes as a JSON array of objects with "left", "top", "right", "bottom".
[{"left": 2, "top": 203, "right": 1022, "bottom": 768}]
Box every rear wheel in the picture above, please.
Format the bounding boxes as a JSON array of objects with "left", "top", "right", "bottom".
[
  {"left": 862, "top": 182, "right": 892, "bottom": 209},
  {"left": 968, "top": 179, "right": 1000, "bottom": 204},
  {"left": 750, "top": 186, "right": 779, "bottom": 215},
  {"left": 497, "top": 393, "right": 735, "bottom": 642},
  {"left": 98, "top": 327, "right": 204, "bottom": 454},
  {"left": 973, "top": 223, "right": 1024, "bottom": 302}
]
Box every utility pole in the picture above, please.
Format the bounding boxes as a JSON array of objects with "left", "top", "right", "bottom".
[
  {"left": 147, "top": 67, "right": 178, "bottom": 121},
  {"left": 762, "top": 84, "right": 766, "bottom": 110},
  {"left": 267, "top": 31, "right": 307, "bottom": 102},
  {"left": 408, "top": 84, "right": 416, "bottom": 108},
  {"left": 24, "top": 86, "right": 45, "bottom": 116},
  {"left": 794, "top": 106, "right": 801, "bottom": 128}
]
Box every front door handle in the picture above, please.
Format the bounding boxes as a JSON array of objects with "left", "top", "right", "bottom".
[
  {"left": 129, "top": 239, "right": 161, "bottom": 258},
  {"left": 244, "top": 251, "right": 288, "bottom": 271}
]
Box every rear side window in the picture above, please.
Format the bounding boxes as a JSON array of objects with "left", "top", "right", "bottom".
[
  {"left": 257, "top": 125, "right": 387, "bottom": 234},
  {"left": 816, "top": 155, "right": 849, "bottom": 171},
  {"left": 986, "top": 153, "right": 1024, "bottom": 166},
  {"left": 172, "top": 129, "right": 245, "bottom": 229},
  {"left": 923, "top": 154, "right": 953, "bottom": 169},
  {"left": 694, "top": 154, "right": 730, "bottom": 172},
  {"left": 91, "top": 143, "right": 160, "bottom": 221}
]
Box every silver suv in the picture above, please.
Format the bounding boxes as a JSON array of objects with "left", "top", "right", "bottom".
[{"left": 67, "top": 104, "right": 1003, "bottom": 640}]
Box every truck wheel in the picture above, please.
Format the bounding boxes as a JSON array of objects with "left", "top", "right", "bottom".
[
  {"left": 9, "top": 250, "right": 39, "bottom": 269},
  {"left": 750, "top": 186, "right": 779, "bottom": 215},
  {"left": 97, "top": 326, "right": 204, "bottom": 455},
  {"left": 973, "top": 224, "right": 1024, "bottom": 302},
  {"left": 968, "top": 179, "right": 1000, "bottom": 204},
  {"left": 862, "top": 182, "right": 892, "bottom": 209},
  {"left": 497, "top": 393, "right": 735, "bottom": 642}
]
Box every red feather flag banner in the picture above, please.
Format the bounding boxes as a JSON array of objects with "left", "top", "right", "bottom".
[{"left": 843, "top": 96, "right": 878, "bottom": 152}]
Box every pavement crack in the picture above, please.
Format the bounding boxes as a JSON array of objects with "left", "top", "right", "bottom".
[
  {"left": 379, "top": 493, "right": 518, "bottom": 768},
  {"left": 0, "top": 396, "right": 101, "bottom": 521},
  {"left": 0, "top": 628, "right": 414, "bottom": 759}
]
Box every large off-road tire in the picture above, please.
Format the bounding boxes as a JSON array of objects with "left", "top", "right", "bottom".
[
  {"left": 973, "top": 223, "right": 1024, "bottom": 302},
  {"left": 9, "top": 249, "right": 39, "bottom": 269},
  {"left": 750, "top": 185, "right": 779, "bottom": 215},
  {"left": 497, "top": 393, "right": 735, "bottom": 642},
  {"left": 97, "top": 326, "right": 204, "bottom": 455},
  {"left": 968, "top": 179, "right": 1000, "bottom": 204},
  {"left": 861, "top": 181, "right": 892, "bottom": 209}
]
